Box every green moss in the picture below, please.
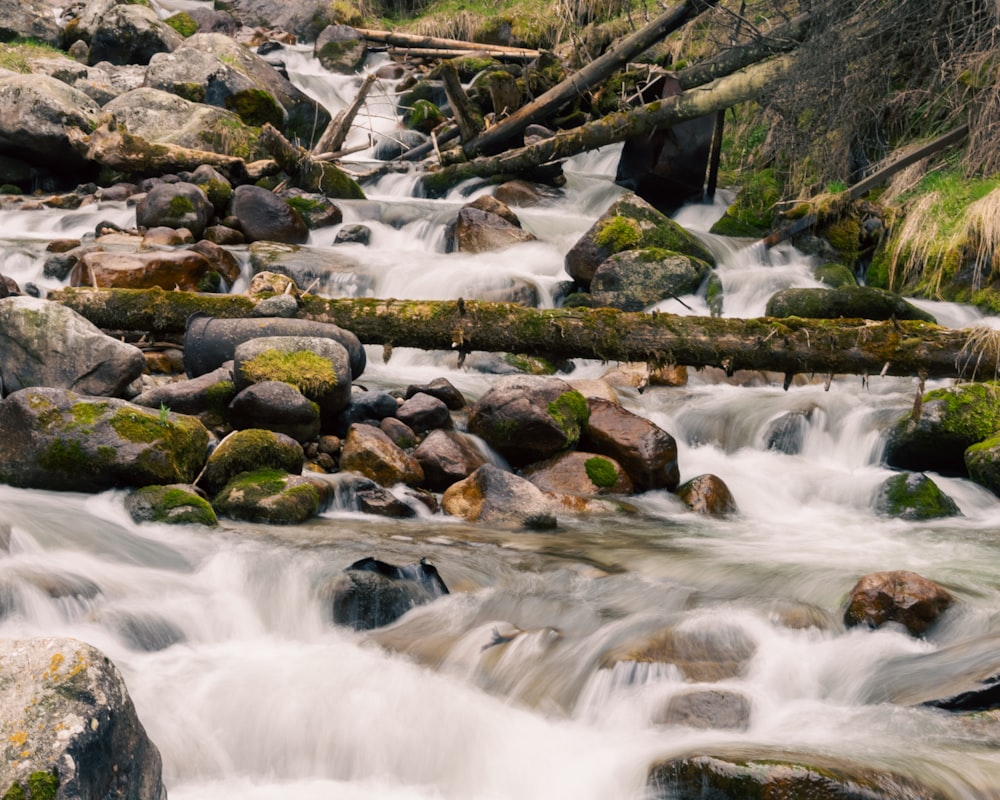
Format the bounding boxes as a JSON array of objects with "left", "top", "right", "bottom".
[
  {"left": 2, "top": 782, "right": 25, "bottom": 800},
  {"left": 584, "top": 456, "right": 617, "bottom": 488},
  {"left": 0, "top": 184, "right": 22, "bottom": 195},
  {"left": 25, "top": 772, "right": 58, "bottom": 800},
  {"left": 285, "top": 195, "right": 326, "bottom": 215},
  {"left": 705, "top": 272, "right": 724, "bottom": 317},
  {"left": 503, "top": 353, "right": 557, "bottom": 374},
  {"left": 167, "top": 194, "right": 195, "bottom": 217},
  {"left": 0, "top": 40, "right": 65, "bottom": 73},
  {"left": 164, "top": 11, "right": 199, "bottom": 36},
  {"left": 710, "top": 168, "right": 782, "bottom": 238},
  {"left": 546, "top": 389, "right": 589, "bottom": 448},
  {"left": 224, "top": 89, "right": 283, "bottom": 129},
  {"left": 813, "top": 263, "right": 857, "bottom": 288},
  {"left": 213, "top": 468, "right": 321, "bottom": 524},
  {"left": 173, "top": 82, "right": 206, "bottom": 104},
  {"left": 876, "top": 472, "right": 961, "bottom": 520},
  {"left": 110, "top": 408, "right": 169, "bottom": 443},
  {"left": 822, "top": 217, "right": 862, "bottom": 266},
  {"left": 197, "top": 271, "right": 222, "bottom": 293},
  {"left": 594, "top": 215, "right": 642, "bottom": 253},
  {"left": 204, "top": 379, "right": 236, "bottom": 419},
  {"left": 242, "top": 349, "right": 337, "bottom": 396},
  {"left": 404, "top": 99, "right": 446, "bottom": 133}
]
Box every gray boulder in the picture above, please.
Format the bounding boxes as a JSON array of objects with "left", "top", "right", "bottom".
[
  {"left": 0, "top": 637, "right": 165, "bottom": 800},
  {"left": 145, "top": 33, "right": 330, "bottom": 145},
  {"left": 87, "top": 3, "right": 183, "bottom": 65},
  {"left": 396, "top": 392, "right": 452, "bottom": 434},
  {"left": 0, "top": 296, "right": 144, "bottom": 398},
  {"left": 315, "top": 25, "right": 366, "bottom": 74},
  {"left": 413, "top": 429, "right": 488, "bottom": 492},
  {"left": 131, "top": 364, "right": 234, "bottom": 417},
  {"left": 219, "top": 0, "right": 340, "bottom": 41},
  {"left": 0, "top": 388, "right": 210, "bottom": 492},
  {"left": 653, "top": 689, "right": 751, "bottom": 730},
  {"left": 230, "top": 185, "right": 309, "bottom": 244},
  {"left": 0, "top": 0, "right": 61, "bottom": 45},
  {"left": 247, "top": 241, "right": 372, "bottom": 297},
  {"left": 450, "top": 206, "right": 537, "bottom": 253},
  {"left": 589, "top": 248, "right": 711, "bottom": 310},
  {"left": 229, "top": 380, "right": 321, "bottom": 443},
  {"left": 441, "top": 463, "right": 557, "bottom": 528},
  {"left": 135, "top": 182, "right": 214, "bottom": 239},
  {"left": 0, "top": 73, "right": 100, "bottom": 169}
]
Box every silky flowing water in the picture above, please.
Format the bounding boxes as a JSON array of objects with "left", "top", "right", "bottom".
[{"left": 2, "top": 38, "right": 1000, "bottom": 800}]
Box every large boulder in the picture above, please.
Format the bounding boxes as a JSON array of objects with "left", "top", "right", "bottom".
[
  {"left": 86, "top": 2, "right": 183, "bottom": 65},
  {"left": 467, "top": 376, "right": 590, "bottom": 467},
  {"left": 565, "top": 192, "right": 714, "bottom": 286},
  {"left": 144, "top": 33, "right": 330, "bottom": 145},
  {"left": 587, "top": 248, "right": 711, "bottom": 310},
  {"left": 0, "top": 637, "right": 165, "bottom": 800},
  {"left": 125, "top": 484, "right": 218, "bottom": 526},
  {"left": 0, "top": 0, "right": 61, "bottom": 45},
  {"left": 246, "top": 241, "right": 371, "bottom": 297},
  {"left": 229, "top": 381, "right": 321, "bottom": 443},
  {"left": 103, "top": 88, "right": 263, "bottom": 158},
  {"left": 339, "top": 424, "right": 424, "bottom": 488},
  {"left": 197, "top": 428, "right": 304, "bottom": 497},
  {"left": 212, "top": 468, "right": 326, "bottom": 524},
  {"left": 218, "top": 0, "right": 340, "bottom": 41},
  {"left": 965, "top": 433, "right": 1000, "bottom": 496},
  {"left": 581, "top": 398, "right": 680, "bottom": 491},
  {"left": 413, "top": 429, "right": 488, "bottom": 492},
  {"left": 441, "top": 463, "right": 556, "bottom": 528},
  {"left": 314, "top": 25, "right": 366, "bottom": 74},
  {"left": 449, "top": 203, "right": 537, "bottom": 253},
  {"left": 71, "top": 249, "right": 218, "bottom": 292},
  {"left": 521, "top": 451, "right": 634, "bottom": 496},
  {"left": 0, "top": 296, "right": 145, "bottom": 398},
  {"left": 884, "top": 383, "right": 1000, "bottom": 475},
  {"left": 0, "top": 73, "right": 100, "bottom": 170},
  {"left": 843, "top": 570, "right": 954, "bottom": 637},
  {"left": 0, "top": 388, "right": 210, "bottom": 492},
  {"left": 600, "top": 624, "right": 756, "bottom": 682},
  {"left": 396, "top": 392, "right": 452, "bottom": 434},
  {"left": 230, "top": 185, "right": 309, "bottom": 245},
  {"left": 873, "top": 472, "right": 961, "bottom": 520},
  {"left": 765, "top": 286, "right": 936, "bottom": 322}
]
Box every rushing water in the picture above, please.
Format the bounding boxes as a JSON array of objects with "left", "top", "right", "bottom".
[{"left": 4, "top": 38, "right": 1000, "bottom": 800}]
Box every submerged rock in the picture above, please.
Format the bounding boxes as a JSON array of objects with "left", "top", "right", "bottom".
[
  {"left": 125, "top": 484, "right": 218, "bottom": 526},
  {"left": 653, "top": 689, "right": 751, "bottom": 730},
  {"left": 843, "top": 570, "right": 954, "bottom": 637}
]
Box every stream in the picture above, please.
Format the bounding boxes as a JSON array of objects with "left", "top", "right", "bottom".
[{"left": 2, "top": 35, "right": 1000, "bottom": 800}]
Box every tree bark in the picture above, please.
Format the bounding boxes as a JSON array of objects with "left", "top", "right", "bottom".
[
  {"left": 312, "top": 73, "right": 378, "bottom": 158},
  {"left": 259, "top": 124, "right": 365, "bottom": 198},
  {"left": 427, "top": 55, "right": 793, "bottom": 194},
  {"left": 439, "top": 61, "right": 483, "bottom": 143},
  {"left": 46, "top": 288, "right": 1000, "bottom": 381},
  {"left": 462, "top": 0, "right": 721, "bottom": 157},
  {"left": 356, "top": 28, "right": 540, "bottom": 58}
]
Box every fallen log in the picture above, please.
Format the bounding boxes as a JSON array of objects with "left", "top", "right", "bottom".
[
  {"left": 259, "top": 124, "right": 365, "bottom": 199},
  {"left": 312, "top": 72, "right": 378, "bottom": 158},
  {"left": 46, "top": 288, "right": 1000, "bottom": 381},
  {"left": 357, "top": 28, "right": 540, "bottom": 59}
]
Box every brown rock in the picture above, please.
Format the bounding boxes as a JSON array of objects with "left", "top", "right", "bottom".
[
  {"left": 413, "top": 429, "right": 487, "bottom": 492},
  {"left": 676, "top": 473, "right": 738, "bottom": 516},
  {"left": 521, "top": 451, "right": 633, "bottom": 496},
  {"left": 340, "top": 423, "right": 424, "bottom": 487},
  {"left": 71, "top": 249, "right": 215, "bottom": 291},
  {"left": 582, "top": 398, "right": 679, "bottom": 491},
  {"left": 843, "top": 570, "right": 954, "bottom": 636},
  {"left": 441, "top": 463, "right": 555, "bottom": 528}
]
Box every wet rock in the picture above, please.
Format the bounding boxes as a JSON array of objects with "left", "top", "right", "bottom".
[
  {"left": 601, "top": 625, "right": 756, "bottom": 682},
  {"left": 653, "top": 689, "right": 751, "bottom": 730},
  {"left": 581, "top": 398, "right": 680, "bottom": 492},
  {"left": 0, "top": 637, "right": 165, "bottom": 800},
  {"left": 765, "top": 286, "right": 936, "bottom": 322},
  {"left": 403, "top": 98, "right": 446, "bottom": 133},
  {"left": 325, "top": 556, "right": 449, "bottom": 631},
  {"left": 449, "top": 205, "right": 537, "bottom": 253},
  {"left": 380, "top": 416, "right": 417, "bottom": 449},
  {"left": 315, "top": 24, "right": 366, "bottom": 73},
  {"left": 468, "top": 375, "right": 590, "bottom": 467},
  {"left": 565, "top": 192, "right": 714, "bottom": 287},
  {"left": 212, "top": 468, "right": 326, "bottom": 524},
  {"left": 763, "top": 409, "right": 812, "bottom": 454},
  {"left": 197, "top": 428, "right": 304, "bottom": 497},
  {"left": 141, "top": 226, "right": 194, "bottom": 246},
  {"left": 441, "top": 463, "right": 557, "bottom": 528},
  {"left": 676, "top": 473, "right": 738, "bottom": 516},
  {"left": 204, "top": 224, "right": 246, "bottom": 245},
  {"left": 286, "top": 193, "right": 343, "bottom": 229},
  {"left": 844, "top": 570, "right": 954, "bottom": 636},
  {"left": 246, "top": 241, "right": 371, "bottom": 296},
  {"left": 965, "top": 433, "right": 1000, "bottom": 497},
  {"left": 873, "top": 472, "right": 961, "bottom": 520},
  {"left": 588, "top": 248, "right": 711, "bottom": 311},
  {"left": 190, "top": 239, "right": 242, "bottom": 287},
  {"left": 0, "top": 387, "right": 209, "bottom": 492},
  {"left": 229, "top": 380, "right": 321, "bottom": 443},
  {"left": 884, "top": 383, "right": 1000, "bottom": 476},
  {"left": 405, "top": 377, "right": 467, "bottom": 410},
  {"left": 396, "top": 392, "right": 452, "bottom": 434},
  {"left": 71, "top": 249, "right": 217, "bottom": 291},
  {"left": 125, "top": 484, "right": 218, "bottom": 526},
  {"left": 135, "top": 182, "right": 214, "bottom": 239},
  {"left": 0, "top": 296, "right": 144, "bottom": 397},
  {"left": 414, "top": 429, "right": 488, "bottom": 492},
  {"left": 98, "top": 609, "right": 185, "bottom": 652},
  {"left": 334, "top": 223, "right": 372, "bottom": 245},
  {"left": 494, "top": 179, "right": 559, "bottom": 207},
  {"left": 356, "top": 485, "right": 418, "bottom": 518},
  {"left": 372, "top": 129, "right": 426, "bottom": 160},
  {"left": 814, "top": 262, "right": 858, "bottom": 288},
  {"left": 230, "top": 185, "right": 308, "bottom": 245},
  {"left": 339, "top": 423, "right": 424, "bottom": 487},
  {"left": 521, "top": 451, "right": 634, "bottom": 496},
  {"left": 131, "top": 364, "right": 234, "bottom": 418},
  {"left": 329, "top": 388, "right": 400, "bottom": 437}
]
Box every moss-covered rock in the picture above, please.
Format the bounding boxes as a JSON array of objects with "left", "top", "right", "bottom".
[
  {"left": 125, "top": 484, "right": 218, "bottom": 526},
  {"left": 813, "top": 263, "right": 858, "bottom": 288},
  {"left": 212, "top": 467, "right": 323, "bottom": 524},
  {"left": 198, "top": 428, "right": 304, "bottom": 496},
  {"left": 964, "top": 434, "right": 1000, "bottom": 497},
  {"left": 873, "top": 472, "right": 961, "bottom": 520},
  {"left": 709, "top": 168, "right": 782, "bottom": 238},
  {"left": 765, "top": 286, "right": 936, "bottom": 322},
  {"left": 403, "top": 98, "right": 446, "bottom": 134},
  {"left": 164, "top": 11, "right": 199, "bottom": 37}
]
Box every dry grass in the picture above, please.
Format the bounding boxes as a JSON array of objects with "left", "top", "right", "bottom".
[{"left": 958, "top": 326, "right": 1000, "bottom": 381}]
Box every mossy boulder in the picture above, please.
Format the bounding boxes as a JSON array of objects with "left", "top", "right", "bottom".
[
  {"left": 843, "top": 570, "right": 954, "bottom": 637},
  {"left": 86, "top": 2, "right": 183, "bottom": 66},
  {"left": 125, "top": 484, "right": 218, "bottom": 526},
  {"left": 314, "top": 24, "right": 366, "bottom": 74},
  {"left": 965, "top": 434, "right": 1000, "bottom": 497},
  {"left": 765, "top": 286, "right": 936, "bottom": 322},
  {"left": 404, "top": 99, "right": 446, "bottom": 134},
  {"left": 885, "top": 383, "right": 1000, "bottom": 475},
  {"left": 467, "top": 375, "right": 590, "bottom": 468},
  {"left": 708, "top": 167, "right": 782, "bottom": 238},
  {"left": 588, "top": 248, "right": 711, "bottom": 310},
  {"left": 212, "top": 467, "right": 324, "bottom": 524},
  {"left": 581, "top": 398, "right": 679, "bottom": 492},
  {"left": 566, "top": 192, "right": 714, "bottom": 286},
  {"left": 520, "top": 451, "right": 634, "bottom": 496},
  {"left": 0, "top": 388, "right": 210, "bottom": 493},
  {"left": 135, "top": 182, "right": 214, "bottom": 239},
  {"left": 813, "top": 263, "right": 858, "bottom": 288},
  {"left": 198, "top": 428, "right": 304, "bottom": 496},
  {"left": 873, "top": 472, "right": 961, "bottom": 520}
]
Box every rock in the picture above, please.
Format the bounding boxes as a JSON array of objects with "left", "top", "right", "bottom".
[
  {"left": 581, "top": 398, "right": 680, "bottom": 492},
  {"left": 873, "top": 472, "right": 961, "bottom": 520},
  {"left": 328, "top": 388, "right": 399, "bottom": 437},
  {"left": 229, "top": 381, "right": 321, "bottom": 443},
  {"left": 0, "top": 388, "right": 210, "bottom": 492},
  {"left": 230, "top": 185, "right": 308, "bottom": 245},
  {"left": 86, "top": 2, "right": 183, "bottom": 65},
  {"left": 396, "top": 392, "right": 452, "bottom": 434},
  {"left": 372, "top": 129, "right": 426, "bottom": 160},
  {"left": 565, "top": 192, "right": 715, "bottom": 287},
  {"left": 339, "top": 423, "right": 424, "bottom": 487},
  {"left": 814, "top": 262, "right": 858, "bottom": 287},
  {"left": 145, "top": 33, "right": 330, "bottom": 145},
  {"left": 763, "top": 409, "right": 812, "bottom": 454},
  {"left": 233, "top": 335, "right": 352, "bottom": 419},
  {"left": 325, "top": 556, "right": 449, "bottom": 631},
  {"left": 198, "top": 428, "right": 304, "bottom": 496},
  {"left": 467, "top": 375, "right": 590, "bottom": 467},
  {"left": 0, "top": 296, "right": 145, "bottom": 398},
  {"left": 190, "top": 239, "right": 242, "bottom": 286},
  {"left": 765, "top": 286, "right": 936, "bottom": 322},
  {"left": 186, "top": 7, "right": 239, "bottom": 35},
  {"left": 653, "top": 689, "right": 751, "bottom": 730},
  {"left": 380, "top": 416, "right": 417, "bottom": 449},
  {"left": 0, "top": 0, "right": 61, "bottom": 45},
  {"left": 441, "top": 463, "right": 557, "bottom": 528},
  {"left": 965, "top": 433, "right": 1000, "bottom": 496},
  {"left": 125, "top": 484, "right": 218, "bottom": 526},
  {"left": 356, "top": 484, "right": 418, "bottom": 518},
  {"left": 246, "top": 240, "right": 371, "bottom": 296},
  {"left": 844, "top": 570, "right": 954, "bottom": 636},
  {"left": 601, "top": 625, "right": 756, "bottom": 682},
  {"left": 218, "top": 0, "right": 340, "bottom": 41},
  {"left": 189, "top": 165, "right": 234, "bottom": 214},
  {"left": 521, "top": 451, "right": 634, "bottom": 496},
  {"left": 884, "top": 383, "right": 1000, "bottom": 475},
  {"left": 250, "top": 295, "right": 300, "bottom": 319},
  {"left": 71, "top": 249, "right": 217, "bottom": 291},
  {"left": 63, "top": 61, "right": 147, "bottom": 106},
  {"left": 647, "top": 752, "right": 941, "bottom": 800},
  {"left": 413, "top": 429, "right": 488, "bottom": 492},
  {"left": 676, "top": 473, "right": 738, "bottom": 516},
  {"left": 403, "top": 98, "right": 446, "bottom": 133},
  {"left": 135, "top": 182, "right": 214, "bottom": 239},
  {"left": 212, "top": 468, "right": 326, "bottom": 524},
  {"left": 315, "top": 25, "right": 366, "bottom": 73},
  {"left": 494, "top": 179, "right": 558, "bottom": 207},
  {"left": 450, "top": 205, "right": 537, "bottom": 253},
  {"left": 141, "top": 227, "right": 193, "bottom": 247},
  {"left": 0, "top": 637, "right": 165, "bottom": 800},
  {"left": 286, "top": 193, "right": 343, "bottom": 229},
  {"left": 0, "top": 73, "right": 100, "bottom": 170},
  {"left": 405, "top": 377, "right": 466, "bottom": 410},
  {"left": 334, "top": 223, "right": 371, "bottom": 245},
  {"left": 588, "top": 248, "right": 711, "bottom": 310},
  {"left": 131, "top": 364, "right": 235, "bottom": 419}
]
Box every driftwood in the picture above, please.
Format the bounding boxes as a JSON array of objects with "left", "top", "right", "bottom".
[
  {"left": 439, "top": 61, "right": 483, "bottom": 143},
  {"left": 426, "top": 55, "right": 794, "bottom": 193},
  {"left": 47, "top": 288, "right": 1000, "bottom": 381},
  {"left": 462, "top": 0, "right": 720, "bottom": 157},
  {"left": 357, "top": 29, "right": 540, "bottom": 59},
  {"left": 313, "top": 73, "right": 378, "bottom": 158},
  {"left": 259, "top": 124, "right": 364, "bottom": 198}
]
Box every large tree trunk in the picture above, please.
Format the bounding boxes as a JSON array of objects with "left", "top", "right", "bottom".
[
  {"left": 426, "top": 55, "right": 793, "bottom": 194},
  {"left": 47, "top": 288, "right": 1000, "bottom": 381}
]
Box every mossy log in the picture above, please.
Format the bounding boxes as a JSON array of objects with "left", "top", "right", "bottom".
[
  {"left": 47, "top": 287, "right": 1000, "bottom": 381},
  {"left": 259, "top": 124, "right": 365, "bottom": 199}
]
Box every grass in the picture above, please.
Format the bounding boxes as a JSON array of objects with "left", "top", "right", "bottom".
[{"left": 0, "top": 40, "right": 66, "bottom": 73}]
